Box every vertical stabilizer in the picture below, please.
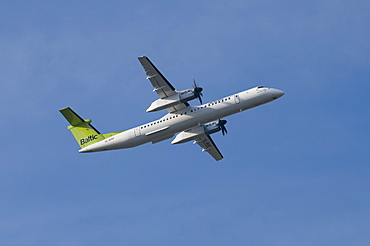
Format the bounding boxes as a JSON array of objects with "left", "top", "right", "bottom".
[{"left": 60, "top": 107, "right": 106, "bottom": 148}]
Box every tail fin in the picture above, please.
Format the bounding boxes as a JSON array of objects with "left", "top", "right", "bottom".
[{"left": 60, "top": 107, "right": 106, "bottom": 148}]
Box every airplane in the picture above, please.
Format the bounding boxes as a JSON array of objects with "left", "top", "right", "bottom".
[{"left": 60, "top": 56, "right": 284, "bottom": 161}]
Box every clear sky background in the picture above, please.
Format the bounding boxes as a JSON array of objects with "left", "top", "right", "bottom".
[{"left": 1, "top": 1, "right": 370, "bottom": 245}]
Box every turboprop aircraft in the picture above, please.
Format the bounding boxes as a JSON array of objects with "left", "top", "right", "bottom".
[{"left": 60, "top": 56, "right": 284, "bottom": 161}]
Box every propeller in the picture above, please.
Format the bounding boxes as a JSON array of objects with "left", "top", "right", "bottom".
[
  {"left": 193, "top": 78, "right": 203, "bottom": 104},
  {"left": 218, "top": 119, "right": 228, "bottom": 135}
]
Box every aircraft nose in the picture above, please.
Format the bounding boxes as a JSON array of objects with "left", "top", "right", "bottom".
[
  {"left": 271, "top": 88, "right": 285, "bottom": 100},
  {"left": 275, "top": 89, "right": 285, "bottom": 98}
]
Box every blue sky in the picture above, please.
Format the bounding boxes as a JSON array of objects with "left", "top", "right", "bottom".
[{"left": 1, "top": 0, "right": 370, "bottom": 245}]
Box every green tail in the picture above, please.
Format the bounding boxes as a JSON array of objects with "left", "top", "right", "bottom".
[{"left": 60, "top": 107, "right": 123, "bottom": 148}]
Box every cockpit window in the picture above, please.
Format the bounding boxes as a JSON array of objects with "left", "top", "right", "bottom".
[{"left": 257, "top": 86, "right": 266, "bottom": 88}]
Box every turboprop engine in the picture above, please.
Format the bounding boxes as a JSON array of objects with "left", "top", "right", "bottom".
[
  {"left": 146, "top": 80, "right": 203, "bottom": 112},
  {"left": 171, "top": 119, "right": 227, "bottom": 144}
]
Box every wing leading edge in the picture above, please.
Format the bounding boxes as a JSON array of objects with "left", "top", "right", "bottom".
[
  {"left": 138, "top": 56, "right": 189, "bottom": 112},
  {"left": 138, "top": 56, "right": 176, "bottom": 99}
]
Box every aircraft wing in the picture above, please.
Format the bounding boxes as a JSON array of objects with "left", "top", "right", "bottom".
[
  {"left": 138, "top": 56, "right": 189, "bottom": 112},
  {"left": 194, "top": 134, "right": 223, "bottom": 161},
  {"left": 138, "top": 56, "right": 178, "bottom": 99}
]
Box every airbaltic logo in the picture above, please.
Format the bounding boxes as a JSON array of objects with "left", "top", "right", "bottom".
[{"left": 80, "top": 135, "right": 98, "bottom": 145}]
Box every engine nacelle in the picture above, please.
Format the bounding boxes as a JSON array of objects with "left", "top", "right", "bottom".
[
  {"left": 203, "top": 121, "right": 221, "bottom": 135},
  {"left": 171, "top": 120, "right": 221, "bottom": 144},
  {"left": 178, "top": 88, "right": 198, "bottom": 102},
  {"left": 146, "top": 93, "right": 181, "bottom": 112},
  {"left": 146, "top": 88, "right": 198, "bottom": 112}
]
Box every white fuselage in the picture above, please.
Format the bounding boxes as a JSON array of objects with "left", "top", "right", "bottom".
[{"left": 79, "top": 86, "right": 284, "bottom": 153}]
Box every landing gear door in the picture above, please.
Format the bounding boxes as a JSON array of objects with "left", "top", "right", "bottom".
[
  {"left": 134, "top": 127, "right": 141, "bottom": 137},
  {"left": 234, "top": 94, "right": 240, "bottom": 104}
]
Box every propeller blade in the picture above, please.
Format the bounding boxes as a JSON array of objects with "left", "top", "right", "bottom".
[
  {"left": 193, "top": 78, "right": 197, "bottom": 88},
  {"left": 198, "top": 95, "right": 203, "bottom": 104},
  {"left": 222, "top": 125, "right": 228, "bottom": 135},
  {"left": 192, "top": 77, "right": 203, "bottom": 104},
  {"left": 218, "top": 120, "right": 228, "bottom": 135}
]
